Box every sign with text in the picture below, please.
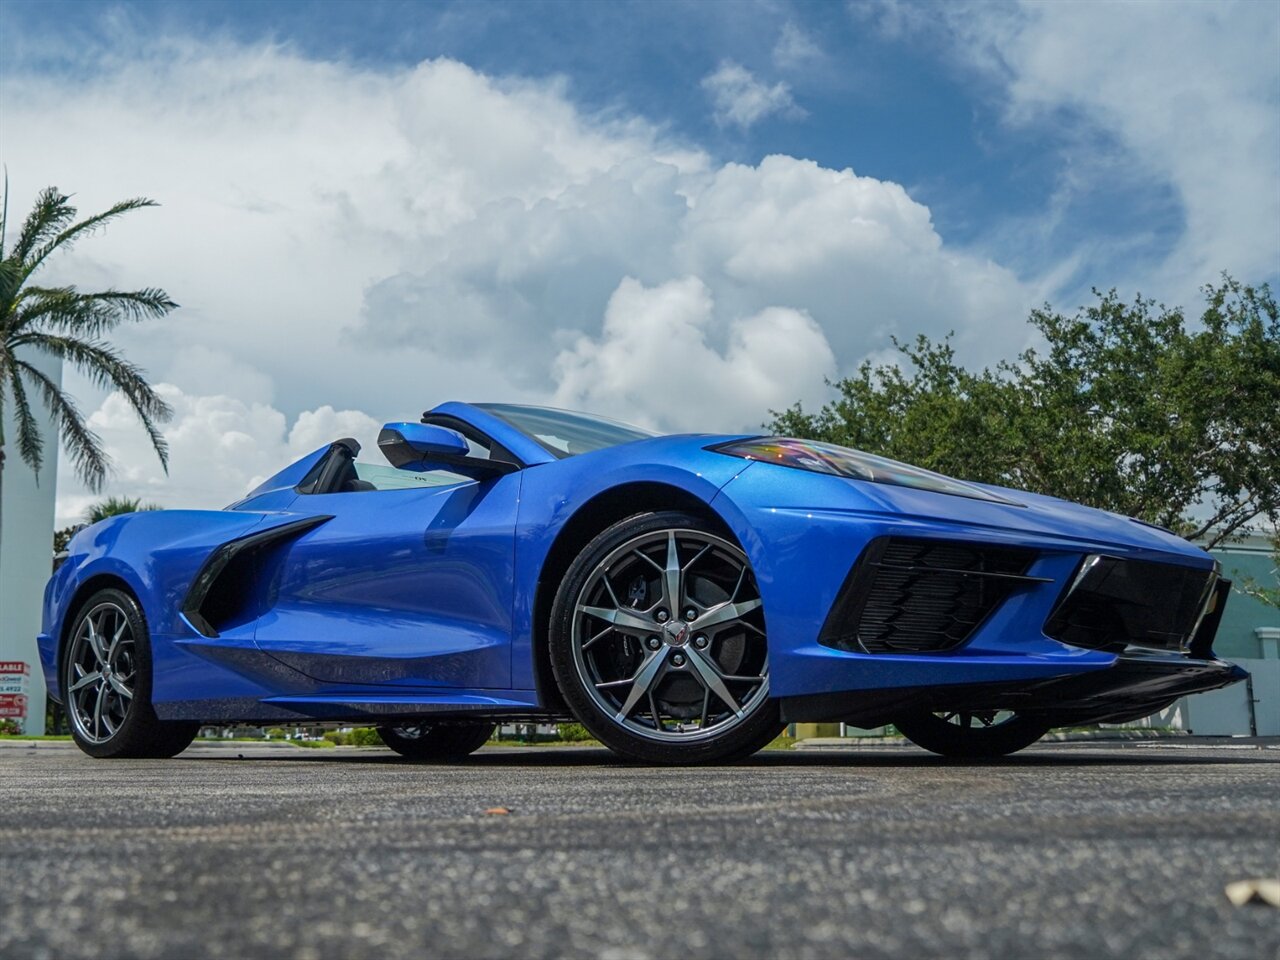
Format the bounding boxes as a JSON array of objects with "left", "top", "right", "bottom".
[{"left": 0, "top": 693, "right": 28, "bottom": 718}]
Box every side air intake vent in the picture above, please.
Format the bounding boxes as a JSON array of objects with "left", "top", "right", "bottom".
[
  {"left": 182, "top": 516, "right": 332, "bottom": 638},
  {"left": 819, "top": 538, "right": 1044, "bottom": 654}
]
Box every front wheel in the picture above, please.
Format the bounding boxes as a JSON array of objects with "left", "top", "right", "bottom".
[
  {"left": 894, "top": 710, "right": 1050, "bottom": 758},
  {"left": 549, "top": 511, "right": 782, "bottom": 765},
  {"left": 63, "top": 588, "right": 199, "bottom": 759},
  {"left": 377, "top": 722, "right": 494, "bottom": 760}
]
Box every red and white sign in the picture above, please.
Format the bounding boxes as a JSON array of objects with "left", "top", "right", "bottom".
[
  {"left": 0, "top": 694, "right": 28, "bottom": 718},
  {"left": 0, "top": 660, "right": 30, "bottom": 696}
]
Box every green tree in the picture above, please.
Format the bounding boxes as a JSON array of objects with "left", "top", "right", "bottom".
[
  {"left": 82, "top": 495, "right": 161, "bottom": 525},
  {"left": 771, "top": 277, "right": 1280, "bottom": 548},
  {"left": 1239, "top": 535, "right": 1280, "bottom": 609},
  {"left": 53, "top": 496, "right": 162, "bottom": 553},
  {"left": 1, "top": 183, "right": 176, "bottom": 559}
]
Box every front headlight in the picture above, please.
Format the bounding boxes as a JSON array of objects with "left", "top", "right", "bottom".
[{"left": 709, "top": 437, "right": 1021, "bottom": 505}]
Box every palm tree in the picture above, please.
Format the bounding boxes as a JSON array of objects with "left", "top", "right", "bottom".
[
  {"left": 0, "top": 181, "right": 177, "bottom": 556},
  {"left": 83, "top": 495, "right": 161, "bottom": 525}
]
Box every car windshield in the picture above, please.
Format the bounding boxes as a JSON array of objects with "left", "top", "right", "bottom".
[{"left": 474, "top": 403, "right": 657, "bottom": 458}]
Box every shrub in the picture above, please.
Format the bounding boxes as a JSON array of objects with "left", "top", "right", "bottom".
[
  {"left": 349, "top": 727, "right": 381, "bottom": 747},
  {"left": 556, "top": 722, "right": 593, "bottom": 742}
]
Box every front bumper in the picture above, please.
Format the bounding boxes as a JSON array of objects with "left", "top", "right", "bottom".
[{"left": 778, "top": 652, "right": 1248, "bottom": 726}]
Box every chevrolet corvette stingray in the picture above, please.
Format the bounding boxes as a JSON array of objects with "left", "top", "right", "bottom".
[{"left": 39, "top": 401, "right": 1245, "bottom": 763}]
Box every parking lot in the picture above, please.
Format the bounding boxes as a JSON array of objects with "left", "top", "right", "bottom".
[{"left": 1, "top": 739, "right": 1276, "bottom": 959}]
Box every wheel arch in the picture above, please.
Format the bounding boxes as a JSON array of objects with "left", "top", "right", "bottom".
[{"left": 529, "top": 481, "right": 742, "bottom": 712}]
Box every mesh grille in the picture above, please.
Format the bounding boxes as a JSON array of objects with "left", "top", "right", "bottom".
[{"left": 821, "top": 538, "right": 1038, "bottom": 654}]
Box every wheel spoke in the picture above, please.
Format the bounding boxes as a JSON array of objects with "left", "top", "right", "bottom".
[
  {"left": 107, "top": 616, "right": 129, "bottom": 664},
  {"left": 578, "top": 604, "right": 656, "bottom": 635},
  {"left": 92, "top": 683, "right": 107, "bottom": 739},
  {"left": 685, "top": 646, "right": 744, "bottom": 718},
  {"left": 690, "top": 597, "right": 762, "bottom": 632},
  {"left": 662, "top": 531, "right": 683, "bottom": 613},
  {"left": 68, "top": 671, "right": 102, "bottom": 693},
  {"left": 107, "top": 674, "right": 133, "bottom": 700},
  {"left": 85, "top": 617, "right": 107, "bottom": 666},
  {"left": 581, "top": 626, "right": 614, "bottom": 651},
  {"left": 613, "top": 647, "right": 669, "bottom": 721}
]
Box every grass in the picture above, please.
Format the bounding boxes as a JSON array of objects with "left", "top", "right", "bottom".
[{"left": 0, "top": 734, "right": 73, "bottom": 741}]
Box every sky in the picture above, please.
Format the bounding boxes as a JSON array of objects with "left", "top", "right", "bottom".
[{"left": 0, "top": 0, "right": 1277, "bottom": 525}]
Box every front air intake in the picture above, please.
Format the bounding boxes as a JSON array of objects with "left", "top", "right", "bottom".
[
  {"left": 819, "top": 538, "right": 1043, "bottom": 654},
  {"left": 1044, "top": 555, "right": 1219, "bottom": 654}
]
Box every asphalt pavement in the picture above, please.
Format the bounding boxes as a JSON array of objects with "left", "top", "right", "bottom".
[{"left": 1, "top": 739, "right": 1277, "bottom": 960}]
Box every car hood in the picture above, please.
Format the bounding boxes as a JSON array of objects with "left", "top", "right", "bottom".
[{"left": 701, "top": 439, "right": 1213, "bottom": 567}]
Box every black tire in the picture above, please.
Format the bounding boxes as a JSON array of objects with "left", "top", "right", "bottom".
[
  {"left": 549, "top": 511, "right": 782, "bottom": 765},
  {"left": 377, "top": 722, "right": 494, "bottom": 760},
  {"left": 62, "top": 588, "right": 199, "bottom": 759},
  {"left": 894, "top": 711, "right": 1050, "bottom": 758}
]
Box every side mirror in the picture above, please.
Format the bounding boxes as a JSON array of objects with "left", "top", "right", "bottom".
[{"left": 378, "top": 422, "right": 469, "bottom": 469}]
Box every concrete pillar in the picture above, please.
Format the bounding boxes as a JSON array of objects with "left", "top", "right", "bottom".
[{"left": 0, "top": 351, "right": 62, "bottom": 735}]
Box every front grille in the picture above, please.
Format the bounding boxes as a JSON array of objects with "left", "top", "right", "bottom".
[
  {"left": 820, "top": 538, "right": 1040, "bottom": 654},
  {"left": 1045, "top": 556, "right": 1217, "bottom": 654}
]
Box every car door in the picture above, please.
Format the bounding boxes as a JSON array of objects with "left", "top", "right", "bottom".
[{"left": 252, "top": 463, "right": 520, "bottom": 691}]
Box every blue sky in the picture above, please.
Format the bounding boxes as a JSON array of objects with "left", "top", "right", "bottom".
[{"left": 0, "top": 0, "right": 1276, "bottom": 520}]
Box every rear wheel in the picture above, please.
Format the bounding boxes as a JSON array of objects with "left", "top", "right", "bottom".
[
  {"left": 63, "top": 588, "right": 199, "bottom": 759},
  {"left": 549, "top": 511, "right": 782, "bottom": 765},
  {"left": 377, "top": 722, "right": 494, "bottom": 760},
  {"left": 894, "top": 710, "right": 1050, "bottom": 758}
]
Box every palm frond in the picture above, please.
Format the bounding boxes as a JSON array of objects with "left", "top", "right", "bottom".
[
  {"left": 22, "top": 197, "right": 160, "bottom": 280},
  {"left": 6, "top": 356, "right": 44, "bottom": 471},
  {"left": 83, "top": 495, "right": 161, "bottom": 524},
  {"left": 1, "top": 167, "right": 9, "bottom": 258},
  {"left": 9, "top": 187, "right": 75, "bottom": 266},
  {"left": 12, "top": 286, "right": 178, "bottom": 336},
  {"left": 17, "top": 333, "right": 171, "bottom": 472},
  {"left": 16, "top": 358, "right": 109, "bottom": 490}
]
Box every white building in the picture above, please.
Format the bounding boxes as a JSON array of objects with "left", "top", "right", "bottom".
[{"left": 0, "top": 352, "right": 62, "bottom": 735}]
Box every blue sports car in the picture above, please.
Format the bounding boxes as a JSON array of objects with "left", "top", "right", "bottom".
[{"left": 39, "top": 401, "right": 1245, "bottom": 763}]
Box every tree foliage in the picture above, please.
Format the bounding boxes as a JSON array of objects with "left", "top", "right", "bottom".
[
  {"left": 1, "top": 183, "right": 176, "bottom": 491},
  {"left": 53, "top": 496, "right": 161, "bottom": 553},
  {"left": 770, "top": 278, "right": 1280, "bottom": 548}
]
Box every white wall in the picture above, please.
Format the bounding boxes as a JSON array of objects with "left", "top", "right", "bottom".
[{"left": 0, "top": 350, "right": 62, "bottom": 735}]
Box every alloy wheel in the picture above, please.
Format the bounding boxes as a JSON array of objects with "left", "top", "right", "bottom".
[
  {"left": 570, "top": 528, "right": 770, "bottom": 743},
  {"left": 65, "top": 601, "right": 137, "bottom": 744}
]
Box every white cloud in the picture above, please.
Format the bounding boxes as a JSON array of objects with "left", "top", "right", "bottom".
[
  {"left": 862, "top": 0, "right": 1280, "bottom": 297},
  {"left": 553, "top": 277, "right": 836, "bottom": 432},
  {"left": 701, "top": 61, "right": 801, "bottom": 129},
  {"left": 773, "top": 23, "right": 823, "bottom": 71},
  {"left": 1, "top": 38, "right": 1038, "bottom": 520},
  {"left": 55, "top": 385, "right": 382, "bottom": 527}
]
